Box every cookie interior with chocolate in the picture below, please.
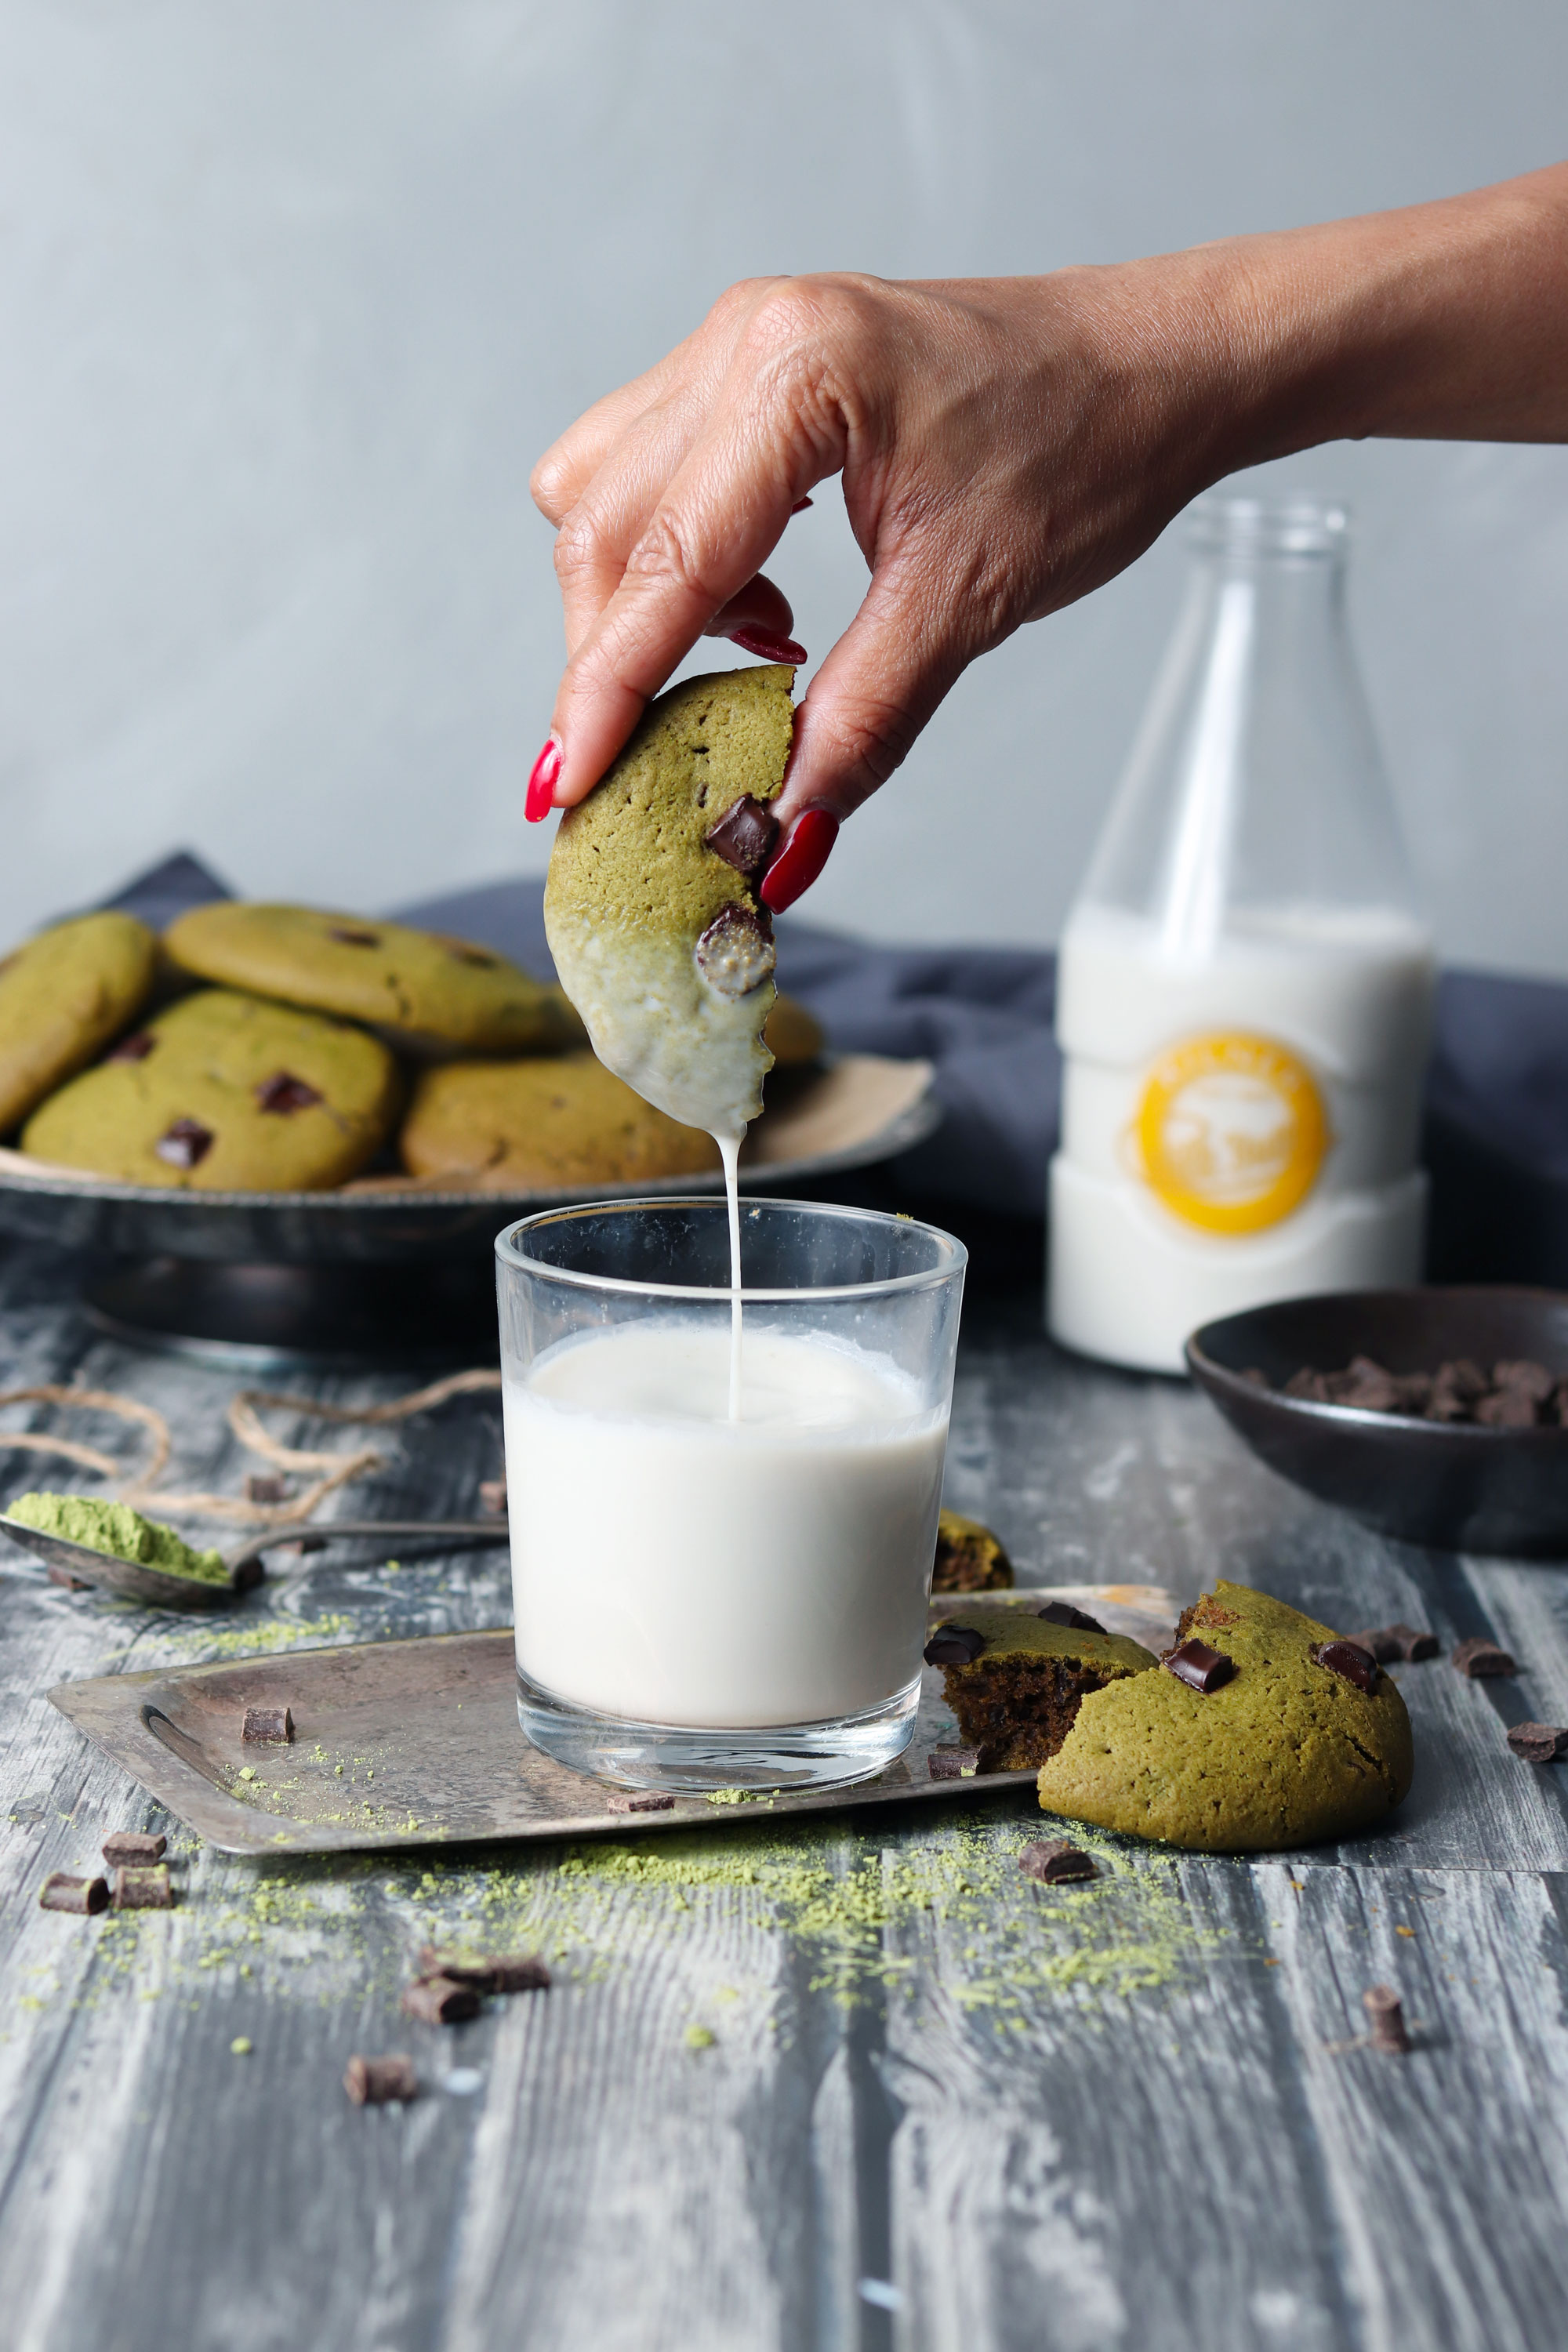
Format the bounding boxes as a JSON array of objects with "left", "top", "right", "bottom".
[
  {"left": 928, "top": 1608, "right": 1158, "bottom": 1770},
  {"left": 931, "top": 1508, "right": 1014, "bottom": 1595},
  {"left": 1034, "top": 1580, "right": 1414, "bottom": 1853}
]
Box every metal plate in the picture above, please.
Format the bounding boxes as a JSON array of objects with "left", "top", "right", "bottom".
[
  {"left": 0, "top": 1054, "right": 938, "bottom": 1266},
  {"left": 49, "top": 1584, "right": 1176, "bottom": 1855}
]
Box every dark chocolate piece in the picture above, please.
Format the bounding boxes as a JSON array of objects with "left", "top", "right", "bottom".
[
  {"left": 604, "top": 1790, "right": 676, "bottom": 1813},
  {"left": 102, "top": 1831, "right": 166, "bottom": 1867},
  {"left": 415, "top": 1946, "right": 550, "bottom": 1994},
  {"left": 445, "top": 944, "right": 497, "bottom": 967},
  {"left": 329, "top": 927, "right": 381, "bottom": 947},
  {"left": 1442, "top": 1358, "right": 1490, "bottom": 1400},
  {"left": 1506, "top": 1721, "right": 1568, "bottom": 1763},
  {"left": 254, "top": 1071, "right": 323, "bottom": 1115},
  {"left": 1311, "top": 1639, "right": 1380, "bottom": 1694},
  {"left": 1036, "top": 1601, "right": 1109, "bottom": 1635},
  {"left": 928, "top": 1745, "right": 984, "bottom": 1780},
  {"left": 488, "top": 1955, "right": 551, "bottom": 1994},
  {"left": 113, "top": 1864, "right": 173, "bottom": 1910},
  {"left": 344, "top": 2053, "right": 419, "bottom": 2105},
  {"left": 1348, "top": 1622, "right": 1439, "bottom": 1664},
  {"left": 39, "top": 1872, "right": 109, "bottom": 1915},
  {"left": 1163, "top": 1638, "right": 1235, "bottom": 1694},
  {"left": 154, "top": 1117, "right": 214, "bottom": 1170},
  {"left": 244, "top": 1473, "right": 291, "bottom": 1504},
  {"left": 107, "top": 1032, "right": 155, "bottom": 1062},
  {"left": 1019, "top": 1838, "right": 1097, "bottom": 1885},
  {"left": 241, "top": 1705, "right": 294, "bottom": 1744},
  {"left": 1237, "top": 1367, "right": 1270, "bottom": 1389},
  {"left": 1493, "top": 1358, "right": 1555, "bottom": 1401},
  {"left": 704, "top": 796, "right": 780, "bottom": 880},
  {"left": 1283, "top": 1368, "right": 1329, "bottom": 1403},
  {"left": 1475, "top": 1388, "right": 1540, "bottom": 1428},
  {"left": 401, "top": 1974, "right": 481, "bottom": 2026},
  {"left": 924, "top": 1625, "right": 985, "bottom": 1667},
  {"left": 693, "top": 902, "right": 775, "bottom": 1000},
  {"left": 1452, "top": 1636, "right": 1517, "bottom": 1679},
  {"left": 1363, "top": 1984, "right": 1411, "bottom": 2053}
]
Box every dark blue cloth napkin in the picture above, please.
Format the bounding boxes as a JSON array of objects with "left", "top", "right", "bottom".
[{"left": 100, "top": 852, "right": 1568, "bottom": 1283}]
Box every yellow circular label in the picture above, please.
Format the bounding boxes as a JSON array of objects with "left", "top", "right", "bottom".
[{"left": 1134, "top": 1033, "right": 1328, "bottom": 1235}]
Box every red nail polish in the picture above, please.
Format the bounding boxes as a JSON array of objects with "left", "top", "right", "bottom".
[
  {"left": 789, "top": 497, "right": 813, "bottom": 514},
  {"left": 525, "top": 738, "right": 561, "bottom": 822},
  {"left": 728, "top": 626, "right": 808, "bottom": 666},
  {"left": 760, "top": 809, "right": 838, "bottom": 913}
]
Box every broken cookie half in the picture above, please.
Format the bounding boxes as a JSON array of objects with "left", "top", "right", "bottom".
[
  {"left": 544, "top": 665, "right": 796, "bottom": 1142},
  {"left": 924, "top": 1608, "right": 1158, "bottom": 1771}
]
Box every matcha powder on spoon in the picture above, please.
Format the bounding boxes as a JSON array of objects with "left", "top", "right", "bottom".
[{"left": 7, "top": 1492, "right": 230, "bottom": 1584}]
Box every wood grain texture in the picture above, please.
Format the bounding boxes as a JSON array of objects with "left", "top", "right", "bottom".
[{"left": 5, "top": 1238, "right": 1568, "bottom": 2351}]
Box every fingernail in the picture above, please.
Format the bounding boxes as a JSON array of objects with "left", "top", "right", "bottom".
[
  {"left": 789, "top": 497, "right": 813, "bottom": 514},
  {"left": 525, "top": 737, "right": 561, "bottom": 822},
  {"left": 728, "top": 626, "right": 808, "bottom": 666},
  {"left": 759, "top": 809, "right": 838, "bottom": 913}
]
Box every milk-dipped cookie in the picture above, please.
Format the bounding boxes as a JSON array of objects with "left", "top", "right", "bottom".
[{"left": 544, "top": 665, "right": 795, "bottom": 1145}]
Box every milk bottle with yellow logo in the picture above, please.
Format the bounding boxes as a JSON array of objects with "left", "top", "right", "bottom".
[{"left": 1048, "top": 493, "right": 1436, "bottom": 1373}]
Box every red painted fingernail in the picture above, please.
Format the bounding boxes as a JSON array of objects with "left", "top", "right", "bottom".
[
  {"left": 759, "top": 809, "right": 838, "bottom": 913},
  {"left": 525, "top": 738, "right": 561, "bottom": 822},
  {"left": 789, "top": 497, "right": 813, "bottom": 514},
  {"left": 728, "top": 626, "right": 808, "bottom": 666}
]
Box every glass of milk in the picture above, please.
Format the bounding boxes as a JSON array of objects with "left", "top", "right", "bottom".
[
  {"left": 1049, "top": 493, "right": 1436, "bottom": 1373},
  {"left": 496, "top": 1197, "right": 967, "bottom": 1792}
]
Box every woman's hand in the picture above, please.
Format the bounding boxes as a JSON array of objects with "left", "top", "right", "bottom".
[{"left": 528, "top": 167, "right": 1568, "bottom": 908}]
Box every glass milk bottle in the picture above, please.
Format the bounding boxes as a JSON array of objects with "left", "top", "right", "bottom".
[{"left": 1048, "top": 493, "right": 1436, "bottom": 1374}]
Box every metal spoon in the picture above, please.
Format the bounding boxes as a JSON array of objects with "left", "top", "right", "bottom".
[{"left": 0, "top": 1514, "right": 508, "bottom": 1613}]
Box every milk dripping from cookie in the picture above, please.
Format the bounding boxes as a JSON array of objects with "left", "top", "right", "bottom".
[{"left": 1048, "top": 494, "right": 1436, "bottom": 1374}]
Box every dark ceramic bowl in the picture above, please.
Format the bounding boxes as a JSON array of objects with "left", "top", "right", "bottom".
[{"left": 1186, "top": 1287, "right": 1568, "bottom": 1559}]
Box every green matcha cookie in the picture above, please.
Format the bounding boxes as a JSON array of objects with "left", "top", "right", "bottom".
[
  {"left": 931, "top": 1508, "right": 1015, "bottom": 1595},
  {"left": 545, "top": 664, "right": 796, "bottom": 1142},
  {"left": 1035, "top": 1581, "right": 1414, "bottom": 1852},
  {"left": 929, "top": 1606, "right": 1158, "bottom": 1769},
  {"left": 23, "top": 987, "right": 401, "bottom": 1190},
  {"left": 399, "top": 1051, "right": 720, "bottom": 1189},
  {"left": 0, "top": 912, "right": 157, "bottom": 1135},
  {"left": 163, "top": 902, "right": 579, "bottom": 1058}
]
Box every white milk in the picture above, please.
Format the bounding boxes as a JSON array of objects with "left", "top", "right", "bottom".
[
  {"left": 505, "top": 1321, "right": 947, "bottom": 1728},
  {"left": 1049, "top": 901, "right": 1436, "bottom": 1372}
]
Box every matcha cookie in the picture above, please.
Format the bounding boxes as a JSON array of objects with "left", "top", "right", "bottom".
[
  {"left": 399, "top": 1051, "right": 720, "bottom": 1189},
  {"left": 1034, "top": 1581, "right": 1414, "bottom": 1853},
  {"left": 545, "top": 664, "right": 796, "bottom": 1142},
  {"left": 163, "top": 902, "right": 579, "bottom": 1058},
  {"left": 0, "top": 913, "right": 156, "bottom": 1134},
  {"left": 931, "top": 1508, "right": 1014, "bottom": 1595},
  {"left": 927, "top": 1606, "right": 1157, "bottom": 1769},
  {"left": 24, "top": 988, "right": 401, "bottom": 1190},
  {"left": 764, "top": 993, "right": 824, "bottom": 1068}
]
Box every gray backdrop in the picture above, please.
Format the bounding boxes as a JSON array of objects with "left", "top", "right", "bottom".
[{"left": 5, "top": 1, "right": 1566, "bottom": 972}]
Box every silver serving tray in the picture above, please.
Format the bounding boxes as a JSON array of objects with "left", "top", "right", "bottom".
[
  {"left": 0, "top": 1054, "right": 938, "bottom": 1265},
  {"left": 49, "top": 1585, "right": 1177, "bottom": 1854}
]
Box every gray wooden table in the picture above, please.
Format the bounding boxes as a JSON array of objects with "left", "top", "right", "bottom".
[{"left": 2, "top": 1227, "right": 1566, "bottom": 2352}]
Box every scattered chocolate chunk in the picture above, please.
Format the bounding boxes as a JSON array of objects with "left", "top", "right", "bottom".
[
  {"left": 1506, "top": 1721, "right": 1568, "bottom": 1763},
  {"left": 1332, "top": 1356, "right": 1403, "bottom": 1413},
  {"left": 39, "top": 1872, "right": 108, "bottom": 1915},
  {"left": 102, "top": 1831, "right": 165, "bottom": 1867},
  {"left": 1268, "top": 1351, "right": 1567, "bottom": 1428},
  {"left": 1311, "top": 1639, "right": 1381, "bottom": 1693},
  {"left": 154, "top": 1117, "right": 214, "bottom": 1170},
  {"left": 344, "top": 2053, "right": 419, "bottom": 2105},
  {"left": 1036, "top": 1601, "right": 1109, "bottom": 1635},
  {"left": 1019, "top": 1838, "right": 1097, "bottom": 1885},
  {"left": 604, "top": 1790, "right": 676, "bottom": 1813},
  {"left": 928, "top": 1745, "right": 984, "bottom": 1780},
  {"left": 254, "top": 1071, "right": 323, "bottom": 1115},
  {"left": 401, "top": 1974, "right": 481, "bottom": 2026},
  {"left": 241, "top": 1705, "right": 294, "bottom": 1744},
  {"left": 1163, "top": 1638, "right": 1235, "bottom": 1694},
  {"left": 1494, "top": 1358, "right": 1555, "bottom": 1401},
  {"left": 693, "top": 902, "right": 775, "bottom": 1000},
  {"left": 108, "top": 1031, "right": 155, "bottom": 1062},
  {"left": 1452, "top": 1636, "right": 1517, "bottom": 1679},
  {"left": 479, "top": 1478, "right": 508, "bottom": 1516},
  {"left": 924, "top": 1625, "right": 985, "bottom": 1668},
  {"left": 1475, "top": 1388, "right": 1540, "bottom": 1428},
  {"left": 1363, "top": 1984, "right": 1411, "bottom": 2053},
  {"left": 1348, "top": 1622, "right": 1439, "bottom": 1664},
  {"left": 416, "top": 1946, "right": 550, "bottom": 1992},
  {"left": 244, "top": 1473, "right": 291, "bottom": 1504},
  {"left": 1237, "top": 1366, "right": 1270, "bottom": 1389},
  {"left": 488, "top": 1955, "right": 552, "bottom": 1994},
  {"left": 329, "top": 927, "right": 381, "bottom": 947},
  {"left": 1283, "top": 1367, "right": 1329, "bottom": 1402},
  {"left": 113, "top": 1864, "right": 173, "bottom": 1910},
  {"left": 704, "top": 795, "right": 780, "bottom": 880}
]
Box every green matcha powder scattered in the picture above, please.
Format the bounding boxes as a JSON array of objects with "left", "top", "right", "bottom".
[{"left": 7, "top": 1493, "right": 228, "bottom": 1584}]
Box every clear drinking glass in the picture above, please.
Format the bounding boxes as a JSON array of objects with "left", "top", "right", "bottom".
[{"left": 495, "top": 1197, "right": 967, "bottom": 1792}]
